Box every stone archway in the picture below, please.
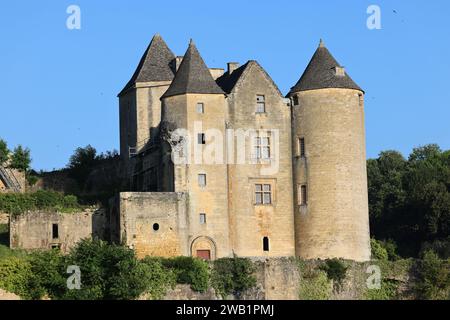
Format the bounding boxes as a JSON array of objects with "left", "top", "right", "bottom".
[{"left": 190, "top": 236, "right": 217, "bottom": 260}]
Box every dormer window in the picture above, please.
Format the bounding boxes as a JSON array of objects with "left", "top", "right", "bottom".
[
  {"left": 256, "top": 95, "right": 265, "bottom": 113},
  {"left": 335, "top": 66, "right": 345, "bottom": 77}
]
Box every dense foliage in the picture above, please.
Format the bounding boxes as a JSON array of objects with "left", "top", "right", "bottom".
[
  {"left": 368, "top": 144, "right": 450, "bottom": 258},
  {"left": 0, "top": 190, "right": 81, "bottom": 215},
  {"left": 162, "top": 256, "right": 210, "bottom": 292},
  {"left": 415, "top": 250, "right": 450, "bottom": 299},
  {"left": 67, "top": 145, "right": 120, "bottom": 191},
  {"left": 319, "top": 259, "right": 348, "bottom": 291},
  {"left": 211, "top": 256, "right": 256, "bottom": 298}
]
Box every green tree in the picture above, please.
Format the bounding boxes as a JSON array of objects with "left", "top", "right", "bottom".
[
  {"left": 10, "top": 145, "right": 31, "bottom": 171},
  {"left": 67, "top": 145, "right": 97, "bottom": 189},
  {"left": 0, "top": 139, "right": 9, "bottom": 165}
]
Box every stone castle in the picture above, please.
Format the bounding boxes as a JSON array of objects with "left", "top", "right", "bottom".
[{"left": 110, "top": 34, "right": 371, "bottom": 262}]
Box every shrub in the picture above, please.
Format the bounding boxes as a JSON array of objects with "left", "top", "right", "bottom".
[
  {"left": 141, "top": 257, "right": 177, "bottom": 299},
  {"left": 298, "top": 261, "right": 331, "bottom": 300},
  {"left": 163, "top": 256, "right": 210, "bottom": 292},
  {"left": 371, "top": 239, "right": 388, "bottom": 261},
  {"left": 0, "top": 257, "right": 34, "bottom": 299},
  {"left": 319, "top": 259, "right": 348, "bottom": 291},
  {"left": 63, "top": 239, "right": 150, "bottom": 300},
  {"left": 366, "top": 278, "right": 399, "bottom": 300},
  {"left": 27, "top": 250, "right": 67, "bottom": 299},
  {"left": 212, "top": 257, "right": 256, "bottom": 298},
  {"left": 415, "top": 250, "right": 450, "bottom": 299}
]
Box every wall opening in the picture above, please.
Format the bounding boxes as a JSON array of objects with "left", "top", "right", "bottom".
[
  {"left": 153, "top": 223, "right": 160, "bottom": 231},
  {"left": 52, "top": 224, "right": 59, "bottom": 239},
  {"left": 263, "top": 236, "right": 270, "bottom": 251}
]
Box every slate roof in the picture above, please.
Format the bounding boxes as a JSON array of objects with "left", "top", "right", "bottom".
[
  {"left": 119, "top": 34, "right": 175, "bottom": 96},
  {"left": 216, "top": 62, "right": 249, "bottom": 94},
  {"left": 289, "top": 40, "right": 363, "bottom": 94},
  {"left": 161, "top": 40, "right": 224, "bottom": 99}
]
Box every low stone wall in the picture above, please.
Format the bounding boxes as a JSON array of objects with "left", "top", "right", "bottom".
[{"left": 157, "top": 258, "right": 415, "bottom": 300}]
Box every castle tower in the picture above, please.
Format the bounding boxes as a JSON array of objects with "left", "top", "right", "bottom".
[
  {"left": 118, "top": 34, "right": 175, "bottom": 163},
  {"left": 160, "top": 40, "right": 231, "bottom": 259},
  {"left": 289, "top": 40, "right": 370, "bottom": 261}
]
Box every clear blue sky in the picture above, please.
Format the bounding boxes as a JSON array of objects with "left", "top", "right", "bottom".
[{"left": 1, "top": 0, "right": 449, "bottom": 171}]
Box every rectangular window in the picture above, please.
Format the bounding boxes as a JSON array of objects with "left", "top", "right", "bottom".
[
  {"left": 256, "top": 95, "right": 265, "bottom": 113},
  {"left": 255, "top": 184, "right": 272, "bottom": 205},
  {"left": 200, "top": 213, "right": 206, "bottom": 224},
  {"left": 198, "top": 174, "right": 206, "bottom": 187},
  {"left": 253, "top": 135, "right": 271, "bottom": 160},
  {"left": 52, "top": 224, "right": 59, "bottom": 239},
  {"left": 299, "top": 137, "right": 305, "bottom": 157},
  {"left": 196, "top": 102, "right": 204, "bottom": 114},
  {"left": 198, "top": 133, "right": 206, "bottom": 145},
  {"left": 299, "top": 184, "right": 307, "bottom": 205}
]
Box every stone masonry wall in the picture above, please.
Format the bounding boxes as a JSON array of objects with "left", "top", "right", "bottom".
[{"left": 9, "top": 208, "right": 107, "bottom": 253}]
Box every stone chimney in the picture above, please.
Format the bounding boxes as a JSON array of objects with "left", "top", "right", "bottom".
[{"left": 227, "top": 62, "right": 240, "bottom": 75}]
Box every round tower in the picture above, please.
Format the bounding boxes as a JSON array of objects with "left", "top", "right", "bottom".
[{"left": 289, "top": 40, "right": 370, "bottom": 261}]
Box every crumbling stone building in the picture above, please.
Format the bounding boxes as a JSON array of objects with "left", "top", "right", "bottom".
[{"left": 113, "top": 34, "right": 371, "bottom": 262}]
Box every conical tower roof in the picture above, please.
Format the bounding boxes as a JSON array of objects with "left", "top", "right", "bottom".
[
  {"left": 162, "top": 40, "right": 224, "bottom": 99},
  {"left": 119, "top": 34, "right": 175, "bottom": 96},
  {"left": 289, "top": 40, "right": 363, "bottom": 94}
]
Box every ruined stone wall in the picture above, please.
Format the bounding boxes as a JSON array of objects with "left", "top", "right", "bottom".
[
  {"left": 226, "top": 62, "right": 296, "bottom": 257},
  {"left": 291, "top": 88, "right": 370, "bottom": 261},
  {"left": 9, "top": 208, "right": 107, "bottom": 253},
  {"left": 118, "top": 192, "right": 189, "bottom": 259}
]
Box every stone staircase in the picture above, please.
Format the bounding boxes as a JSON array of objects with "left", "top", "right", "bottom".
[{"left": 0, "top": 166, "right": 22, "bottom": 192}]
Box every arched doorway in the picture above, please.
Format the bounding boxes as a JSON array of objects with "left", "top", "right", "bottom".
[{"left": 190, "top": 236, "right": 216, "bottom": 260}]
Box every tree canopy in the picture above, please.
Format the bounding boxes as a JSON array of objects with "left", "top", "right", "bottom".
[{"left": 368, "top": 144, "right": 450, "bottom": 258}]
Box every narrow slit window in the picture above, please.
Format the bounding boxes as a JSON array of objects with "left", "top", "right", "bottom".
[
  {"left": 263, "top": 237, "right": 270, "bottom": 251},
  {"left": 199, "top": 213, "right": 206, "bottom": 224},
  {"left": 300, "top": 184, "right": 307, "bottom": 205},
  {"left": 52, "top": 224, "right": 59, "bottom": 239},
  {"left": 198, "top": 133, "right": 206, "bottom": 145},
  {"left": 299, "top": 137, "right": 305, "bottom": 157}
]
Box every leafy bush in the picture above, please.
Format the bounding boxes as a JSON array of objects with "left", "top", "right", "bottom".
[
  {"left": 63, "top": 239, "right": 151, "bottom": 300},
  {"left": 162, "top": 256, "right": 210, "bottom": 292},
  {"left": 415, "top": 250, "right": 450, "bottom": 299},
  {"left": 371, "top": 239, "right": 388, "bottom": 261},
  {"left": 0, "top": 257, "right": 33, "bottom": 299},
  {"left": 141, "top": 257, "right": 177, "bottom": 299},
  {"left": 298, "top": 261, "right": 331, "bottom": 300},
  {"left": 211, "top": 257, "right": 256, "bottom": 298},
  {"left": 0, "top": 190, "right": 82, "bottom": 215},
  {"left": 366, "top": 278, "right": 399, "bottom": 300},
  {"left": 319, "top": 259, "right": 348, "bottom": 291}
]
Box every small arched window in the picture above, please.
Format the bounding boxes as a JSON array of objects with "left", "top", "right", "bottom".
[{"left": 263, "top": 237, "right": 270, "bottom": 252}]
